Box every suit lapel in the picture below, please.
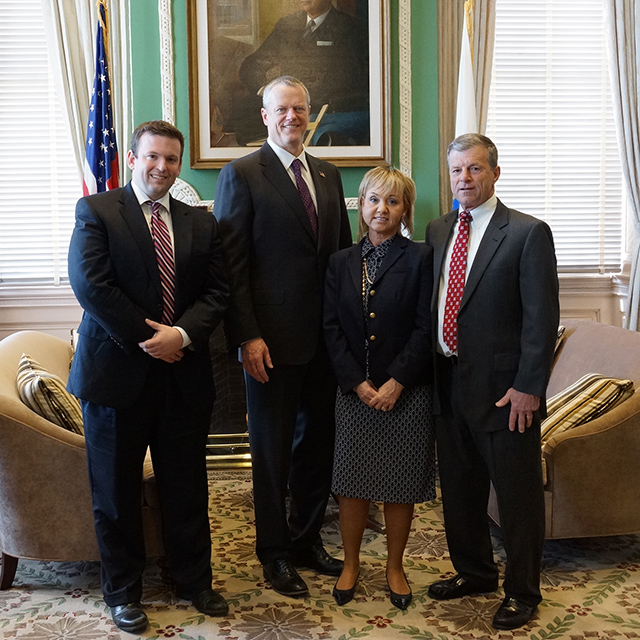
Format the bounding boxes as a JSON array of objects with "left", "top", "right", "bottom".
[
  {"left": 169, "top": 196, "right": 193, "bottom": 295},
  {"left": 307, "top": 153, "right": 330, "bottom": 251},
  {"left": 349, "top": 235, "right": 407, "bottom": 291},
  {"left": 459, "top": 201, "right": 508, "bottom": 311},
  {"left": 374, "top": 235, "right": 407, "bottom": 282},
  {"left": 120, "top": 184, "right": 163, "bottom": 299},
  {"left": 259, "top": 143, "right": 317, "bottom": 244},
  {"left": 431, "top": 211, "right": 457, "bottom": 287},
  {"left": 348, "top": 241, "right": 363, "bottom": 294}
]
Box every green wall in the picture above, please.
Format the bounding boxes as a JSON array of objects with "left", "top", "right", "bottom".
[{"left": 129, "top": 0, "right": 439, "bottom": 239}]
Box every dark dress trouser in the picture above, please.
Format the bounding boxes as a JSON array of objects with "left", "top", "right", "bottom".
[
  {"left": 83, "top": 359, "right": 213, "bottom": 606},
  {"left": 244, "top": 348, "right": 337, "bottom": 565},
  {"left": 435, "top": 355, "right": 545, "bottom": 607}
]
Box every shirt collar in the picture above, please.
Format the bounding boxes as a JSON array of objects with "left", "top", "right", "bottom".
[
  {"left": 307, "top": 9, "right": 330, "bottom": 28},
  {"left": 130, "top": 181, "right": 172, "bottom": 212},
  {"left": 459, "top": 194, "right": 497, "bottom": 228},
  {"left": 267, "top": 138, "right": 309, "bottom": 173}
]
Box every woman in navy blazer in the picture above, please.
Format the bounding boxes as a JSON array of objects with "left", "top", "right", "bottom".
[{"left": 324, "top": 167, "right": 435, "bottom": 610}]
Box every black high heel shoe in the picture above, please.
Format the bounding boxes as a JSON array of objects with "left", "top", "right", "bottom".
[
  {"left": 332, "top": 571, "right": 360, "bottom": 606},
  {"left": 387, "top": 572, "right": 412, "bottom": 610}
]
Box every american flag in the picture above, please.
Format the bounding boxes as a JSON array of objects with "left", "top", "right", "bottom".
[{"left": 82, "top": 0, "right": 119, "bottom": 195}]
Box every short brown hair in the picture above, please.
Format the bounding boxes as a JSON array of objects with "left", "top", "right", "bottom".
[
  {"left": 357, "top": 166, "right": 416, "bottom": 240},
  {"left": 130, "top": 120, "right": 185, "bottom": 160}
]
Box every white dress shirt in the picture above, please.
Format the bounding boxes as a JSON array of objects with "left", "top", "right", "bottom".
[
  {"left": 267, "top": 138, "right": 319, "bottom": 212},
  {"left": 437, "top": 195, "right": 498, "bottom": 356},
  {"left": 131, "top": 181, "right": 190, "bottom": 347}
]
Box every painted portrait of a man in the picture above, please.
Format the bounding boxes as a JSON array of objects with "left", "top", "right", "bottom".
[{"left": 206, "top": 0, "right": 370, "bottom": 148}]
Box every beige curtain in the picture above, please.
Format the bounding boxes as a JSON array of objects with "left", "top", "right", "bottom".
[
  {"left": 40, "top": 0, "right": 132, "bottom": 181},
  {"left": 605, "top": 0, "right": 640, "bottom": 330},
  {"left": 437, "top": 0, "right": 496, "bottom": 213}
]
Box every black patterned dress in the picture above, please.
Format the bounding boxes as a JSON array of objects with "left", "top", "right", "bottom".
[{"left": 331, "top": 237, "right": 436, "bottom": 504}]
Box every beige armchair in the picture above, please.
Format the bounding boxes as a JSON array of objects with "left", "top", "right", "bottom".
[
  {"left": 0, "top": 331, "right": 163, "bottom": 589},
  {"left": 489, "top": 320, "right": 640, "bottom": 539}
]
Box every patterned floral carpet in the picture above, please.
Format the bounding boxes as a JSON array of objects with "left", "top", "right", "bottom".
[{"left": 3, "top": 469, "right": 640, "bottom": 640}]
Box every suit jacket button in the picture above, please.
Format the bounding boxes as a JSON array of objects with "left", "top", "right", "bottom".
[
  {"left": 369, "top": 335, "right": 376, "bottom": 341},
  {"left": 369, "top": 312, "right": 376, "bottom": 318},
  {"left": 370, "top": 289, "right": 376, "bottom": 296}
]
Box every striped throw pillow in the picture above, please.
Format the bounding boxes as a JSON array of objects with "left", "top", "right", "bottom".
[
  {"left": 541, "top": 373, "right": 634, "bottom": 443},
  {"left": 16, "top": 353, "right": 84, "bottom": 435}
]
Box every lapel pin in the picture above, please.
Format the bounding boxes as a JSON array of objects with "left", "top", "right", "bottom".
[{"left": 320, "top": 171, "right": 326, "bottom": 178}]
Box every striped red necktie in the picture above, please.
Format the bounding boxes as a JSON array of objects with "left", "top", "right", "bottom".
[{"left": 148, "top": 201, "right": 176, "bottom": 325}]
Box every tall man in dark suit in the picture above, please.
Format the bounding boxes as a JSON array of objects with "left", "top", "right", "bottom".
[
  {"left": 215, "top": 76, "right": 352, "bottom": 597},
  {"left": 238, "top": 0, "right": 369, "bottom": 145},
  {"left": 425, "top": 133, "right": 559, "bottom": 630},
  {"left": 68, "top": 121, "right": 229, "bottom": 633}
]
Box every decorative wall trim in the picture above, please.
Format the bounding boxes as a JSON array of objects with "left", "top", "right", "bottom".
[
  {"left": 170, "top": 177, "right": 203, "bottom": 206},
  {"left": 398, "top": 0, "right": 412, "bottom": 176},
  {"left": 158, "top": 0, "right": 175, "bottom": 124}
]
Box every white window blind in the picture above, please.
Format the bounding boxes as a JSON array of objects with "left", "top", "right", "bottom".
[
  {"left": 0, "top": 1, "right": 80, "bottom": 286},
  {"left": 486, "top": 0, "right": 624, "bottom": 274}
]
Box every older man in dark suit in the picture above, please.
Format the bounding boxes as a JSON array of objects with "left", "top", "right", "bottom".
[
  {"left": 239, "top": 0, "right": 369, "bottom": 145},
  {"left": 68, "top": 121, "right": 229, "bottom": 633},
  {"left": 215, "top": 76, "right": 352, "bottom": 598},
  {"left": 425, "top": 133, "right": 559, "bottom": 631}
]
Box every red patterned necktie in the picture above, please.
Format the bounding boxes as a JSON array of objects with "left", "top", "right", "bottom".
[
  {"left": 443, "top": 210, "right": 472, "bottom": 353},
  {"left": 148, "top": 201, "right": 176, "bottom": 325},
  {"left": 291, "top": 158, "right": 318, "bottom": 239}
]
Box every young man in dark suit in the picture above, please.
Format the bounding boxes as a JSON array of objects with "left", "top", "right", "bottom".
[
  {"left": 425, "top": 133, "right": 559, "bottom": 630},
  {"left": 68, "top": 121, "right": 229, "bottom": 633},
  {"left": 215, "top": 76, "right": 352, "bottom": 598}
]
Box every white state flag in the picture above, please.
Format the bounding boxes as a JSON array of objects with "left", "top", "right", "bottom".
[{"left": 455, "top": 0, "right": 479, "bottom": 136}]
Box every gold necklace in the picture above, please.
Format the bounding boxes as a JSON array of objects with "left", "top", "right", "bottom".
[
  {"left": 361, "top": 257, "right": 373, "bottom": 302},
  {"left": 363, "top": 258, "right": 374, "bottom": 285}
]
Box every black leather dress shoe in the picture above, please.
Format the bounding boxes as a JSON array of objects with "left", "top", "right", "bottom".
[
  {"left": 492, "top": 596, "right": 537, "bottom": 630},
  {"left": 427, "top": 574, "right": 497, "bottom": 600},
  {"left": 292, "top": 543, "right": 344, "bottom": 576},
  {"left": 188, "top": 588, "right": 229, "bottom": 617},
  {"left": 263, "top": 558, "right": 309, "bottom": 597},
  {"left": 110, "top": 602, "right": 148, "bottom": 633}
]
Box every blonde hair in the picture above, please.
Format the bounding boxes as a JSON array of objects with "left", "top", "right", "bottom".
[{"left": 357, "top": 166, "right": 416, "bottom": 240}]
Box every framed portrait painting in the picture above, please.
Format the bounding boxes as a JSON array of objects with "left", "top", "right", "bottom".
[{"left": 187, "top": 0, "right": 391, "bottom": 168}]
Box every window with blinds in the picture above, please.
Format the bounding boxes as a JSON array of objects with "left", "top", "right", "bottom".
[
  {"left": 0, "top": 1, "right": 80, "bottom": 286},
  {"left": 486, "top": 0, "right": 625, "bottom": 274}
]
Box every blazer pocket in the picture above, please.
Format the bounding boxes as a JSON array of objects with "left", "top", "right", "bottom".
[
  {"left": 494, "top": 352, "right": 520, "bottom": 371},
  {"left": 253, "top": 289, "right": 285, "bottom": 305}
]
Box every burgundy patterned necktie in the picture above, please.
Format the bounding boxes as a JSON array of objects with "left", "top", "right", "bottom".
[
  {"left": 443, "top": 210, "right": 472, "bottom": 353},
  {"left": 291, "top": 158, "right": 318, "bottom": 239},
  {"left": 148, "top": 201, "right": 176, "bottom": 325}
]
